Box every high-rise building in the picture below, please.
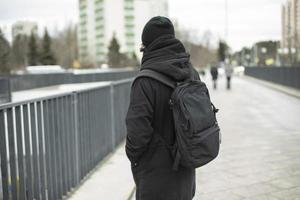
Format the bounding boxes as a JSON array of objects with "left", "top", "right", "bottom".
[
  {"left": 297, "top": 0, "right": 300, "bottom": 40},
  {"left": 12, "top": 21, "right": 38, "bottom": 38},
  {"left": 78, "top": 0, "right": 168, "bottom": 67},
  {"left": 78, "top": 0, "right": 136, "bottom": 66},
  {"left": 281, "top": 0, "right": 299, "bottom": 49},
  {"left": 281, "top": 0, "right": 300, "bottom": 64}
]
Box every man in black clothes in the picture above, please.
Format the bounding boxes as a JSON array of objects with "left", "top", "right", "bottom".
[
  {"left": 125, "top": 16, "right": 200, "bottom": 200},
  {"left": 210, "top": 66, "right": 219, "bottom": 90}
]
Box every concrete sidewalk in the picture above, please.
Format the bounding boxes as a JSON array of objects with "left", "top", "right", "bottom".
[
  {"left": 195, "top": 76, "right": 300, "bottom": 200},
  {"left": 68, "top": 143, "right": 135, "bottom": 200}
]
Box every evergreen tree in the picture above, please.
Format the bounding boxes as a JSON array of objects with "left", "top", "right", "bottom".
[
  {"left": 28, "top": 32, "right": 39, "bottom": 66},
  {"left": 126, "top": 52, "right": 139, "bottom": 67},
  {"left": 0, "top": 28, "right": 11, "bottom": 74},
  {"left": 107, "top": 34, "right": 122, "bottom": 67},
  {"left": 40, "top": 29, "right": 56, "bottom": 65}
]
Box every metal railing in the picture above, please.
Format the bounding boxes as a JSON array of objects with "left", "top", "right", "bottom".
[
  {"left": 244, "top": 67, "right": 300, "bottom": 89},
  {"left": 0, "top": 78, "right": 11, "bottom": 104},
  {"left": 0, "top": 79, "right": 132, "bottom": 200},
  {"left": 0, "top": 70, "right": 138, "bottom": 92}
]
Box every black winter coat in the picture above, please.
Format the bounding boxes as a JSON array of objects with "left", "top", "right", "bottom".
[
  {"left": 126, "top": 35, "right": 200, "bottom": 200},
  {"left": 210, "top": 67, "right": 218, "bottom": 80}
]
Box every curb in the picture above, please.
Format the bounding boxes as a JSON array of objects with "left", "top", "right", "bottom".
[
  {"left": 127, "top": 187, "right": 136, "bottom": 200},
  {"left": 243, "top": 76, "right": 300, "bottom": 99}
]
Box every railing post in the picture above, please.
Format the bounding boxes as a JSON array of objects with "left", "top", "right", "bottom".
[
  {"left": 110, "top": 83, "right": 116, "bottom": 151},
  {"left": 0, "top": 109, "right": 9, "bottom": 200},
  {"left": 0, "top": 78, "right": 11, "bottom": 104},
  {"left": 72, "top": 92, "right": 80, "bottom": 184}
]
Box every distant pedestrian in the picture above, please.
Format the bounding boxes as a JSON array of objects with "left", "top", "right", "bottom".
[
  {"left": 200, "top": 69, "right": 206, "bottom": 77},
  {"left": 126, "top": 16, "right": 220, "bottom": 200},
  {"left": 225, "top": 65, "right": 234, "bottom": 90},
  {"left": 210, "top": 66, "right": 219, "bottom": 90}
]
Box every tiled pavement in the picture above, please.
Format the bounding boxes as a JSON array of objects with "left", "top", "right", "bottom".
[{"left": 195, "top": 76, "right": 300, "bottom": 200}]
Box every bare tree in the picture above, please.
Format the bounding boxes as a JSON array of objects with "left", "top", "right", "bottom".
[
  {"left": 0, "top": 28, "right": 11, "bottom": 73},
  {"left": 27, "top": 32, "right": 39, "bottom": 66},
  {"left": 201, "top": 30, "right": 213, "bottom": 49},
  {"left": 11, "top": 34, "right": 29, "bottom": 69},
  {"left": 175, "top": 26, "right": 218, "bottom": 68},
  {"left": 52, "top": 24, "right": 78, "bottom": 68}
]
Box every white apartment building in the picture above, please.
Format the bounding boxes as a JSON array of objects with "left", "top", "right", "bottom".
[
  {"left": 12, "top": 21, "right": 38, "bottom": 38},
  {"left": 297, "top": 0, "right": 300, "bottom": 40},
  {"left": 282, "top": 0, "right": 299, "bottom": 48},
  {"left": 78, "top": 0, "right": 169, "bottom": 66},
  {"left": 78, "top": 0, "right": 135, "bottom": 66}
]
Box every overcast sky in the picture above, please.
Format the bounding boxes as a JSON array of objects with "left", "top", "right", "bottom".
[{"left": 0, "top": 0, "right": 285, "bottom": 51}]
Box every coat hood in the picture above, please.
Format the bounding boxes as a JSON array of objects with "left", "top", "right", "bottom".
[{"left": 141, "top": 35, "right": 192, "bottom": 82}]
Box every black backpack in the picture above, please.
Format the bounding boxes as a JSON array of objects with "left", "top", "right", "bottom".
[{"left": 135, "top": 69, "right": 221, "bottom": 170}]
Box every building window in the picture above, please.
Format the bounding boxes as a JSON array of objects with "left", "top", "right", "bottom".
[
  {"left": 125, "top": 24, "right": 134, "bottom": 28},
  {"left": 80, "top": 12, "right": 87, "bottom": 18},
  {"left": 125, "top": 32, "right": 134, "bottom": 37},
  {"left": 95, "top": 7, "right": 103, "bottom": 13},
  {"left": 80, "top": 20, "right": 87, "bottom": 26},
  {"left": 125, "top": 15, "right": 134, "bottom": 20},
  {"left": 95, "top": 16, "right": 104, "bottom": 21},
  {"left": 80, "top": 4, "right": 86, "bottom": 10},
  {"left": 95, "top": 0, "right": 103, "bottom": 4},
  {"left": 96, "top": 33, "right": 104, "bottom": 38},
  {"left": 95, "top": 25, "right": 104, "bottom": 30}
]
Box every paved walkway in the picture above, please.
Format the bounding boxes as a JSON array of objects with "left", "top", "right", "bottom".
[
  {"left": 67, "top": 143, "right": 134, "bottom": 200},
  {"left": 66, "top": 76, "right": 300, "bottom": 200},
  {"left": 195, "top": 76, "right": 300, "bottom": 200}
]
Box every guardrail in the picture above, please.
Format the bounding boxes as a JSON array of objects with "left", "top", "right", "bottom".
[
  {"left": 0, "top": 79, "right": 132, "bottom": 200},
  {"left": 0, "top": 70, "right": 138, "bottom": 92},
  {"left": 0, "top": 78, "right": 11, "bottom": 104},
  {"left": 244, "top": 67, "right": 300, "bottom": 89}
]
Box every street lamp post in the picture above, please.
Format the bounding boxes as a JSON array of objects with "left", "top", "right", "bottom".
[
  {"left": 225, "top": 0, "right": 228, "bottom": 41},
  {"left": 277, "top": 48, "right": 283, "bottom": 66}
]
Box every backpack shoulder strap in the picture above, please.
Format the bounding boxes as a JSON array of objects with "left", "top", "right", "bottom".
[{"left": 134, "top": 69, "right": 176, "bottom": 89}]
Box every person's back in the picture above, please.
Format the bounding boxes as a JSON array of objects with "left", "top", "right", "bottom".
[
  {"left": 125, "top": 16, "right": 198, "bottom": 200},
  {"left": 225, "top": 65, "right": 233, "bottom": 77},
  {"left": 210, "top": 66, "right": 219, "bottom": 89},
  {"left": 225, "top": 65, "right": 234, "bottom": 90},
  {"left": 210, "top": 66, "right": 218, "bottom": 80}
]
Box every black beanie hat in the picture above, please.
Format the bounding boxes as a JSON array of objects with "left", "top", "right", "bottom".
[{"left": 142, "top": 16, "right": 175, "bottom": 47}]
